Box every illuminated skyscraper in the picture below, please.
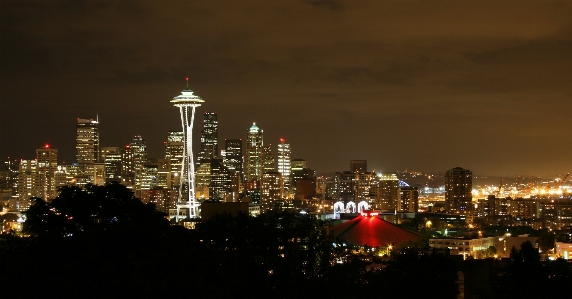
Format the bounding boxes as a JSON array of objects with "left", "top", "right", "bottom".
[
  {"left": 397, "top": 186, "right": 419, "bottom": 213},
  {"left": 445, "top": 167, "right": 472, "bottom": 213},
  {"left": 101, "top": 147, "right": 121, "bottom": 183},
  {"left": 223, "top": 139, "right": 243, "bottom": 176},
  {"left": 377, "top": 173, "right": 399, "bottom": 211},
  {"left": 261, "top": 171, "right": 282, "bottom": 212},
  {"left": 277, "top": 139, "right": 291, "bottom": 183},
  {"left": 209, "top": 158, "right": 231, "bottom": 201},
  {"left": 121, "top": 145, "right": 134, "bottom": 186},
  {"left": 290, "top": 159, "right": 316, "bottom": 200},
  {"left": 130, "top": 136, "right": 147, "bottom": 191},
  {"left": 171, "top": 80, "right": 204, "bottom": 219},
  {"left": 165, "top": 131, "right": 184, "bottom": 189},
  {"left": 36, "top": 144, "right": 58, "bottom": 200},
  {"left": 198, "top": 112, "right": 218, "bottom": 165},
  {"left": 223, "top": 139, "right": 243, "bottom": 196},
  {"left": 17, "top": 159, "right": 39, "bottom": 210},
  {"left": 245, "top": 123, "right": 263, "bottom": 182},
  {"left": 76, "top": 118, "right": 100, "bottom": 172},
  {"left": 262, "top": 145, "right": 275, "bottom": 174}
]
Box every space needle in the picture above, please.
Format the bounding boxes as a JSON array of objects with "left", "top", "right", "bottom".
[{"left": 171, "top": 78, "right": 204, "bottom": 220}]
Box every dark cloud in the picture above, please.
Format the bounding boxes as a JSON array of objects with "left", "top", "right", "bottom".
[
  {"left": 305, "top": 0, "right": 344, "bottom": 10},
  {"left": 1, "top": 0, "right": 571, "bottom": 176}
]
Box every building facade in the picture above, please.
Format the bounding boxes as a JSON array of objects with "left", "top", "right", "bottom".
[
  {"left": 261, "top": 171, "right": 282, "bottom": 212},
  {"left": 245, "top": 123, "right": 263, "bottom": 182},
  {"left": 198, "top": 112, "right": 218, "bottom": 165},
  {"left": 277, "top": 139, "right": 291, "bottom": 192},
  {"left": 76, "top": 118, "right": 100, "bottom": 172},
  {"left": 445, "top": 167, "right": 473, "bottom": 213},
  {"left": 36, "top": 145, "right": 58, "bottom": 200}
]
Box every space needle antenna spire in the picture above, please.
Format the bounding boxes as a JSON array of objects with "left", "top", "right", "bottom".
[{"left": 171, "top": 78, "right": 205, "bottom": 221}]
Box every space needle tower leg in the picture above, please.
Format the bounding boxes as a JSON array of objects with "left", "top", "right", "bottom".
[{"left": 171, "top": 78, "right": 204, "bottom": 221}]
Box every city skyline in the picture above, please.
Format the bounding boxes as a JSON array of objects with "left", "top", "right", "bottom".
[{"left": 2, "top": 1, "right": 571, "bottom": 176}]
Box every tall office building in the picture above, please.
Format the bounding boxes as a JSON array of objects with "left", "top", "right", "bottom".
[
  {"left": 245, "top": 123, "right": 263, "bottom": 182},
  {"left": 121, "top": 145, "right": 134, "bottom": 186},
  {"left": 36, "top": 144, "right": 58, "bottom": 200},
  {"left": 223, "top": 139, "right": 243, "bottom": 176},
  {"left": 198, "top": 112, "right": 218, "bottom": 165},
  {"left": 165, "top": 131, "right": 184, "bottom": 188},
  {"left": 377, "top": 173, "right": 399, "bottom": 211},
  {"left": 350, "top": 160, "right": 367, "bottom": 173},
  {"left": 334, "top": 171, "right": 356, "bottom": 202},
  {"left": 445, "top": 167, "right": 473, "bottom": 213},
  {"left": 130, "top": 136, "right": 147, "bottom": 191},
  {"left": 209, "top": 158, "right": 231, "bottom": 201},
  {"left": 195, "top": 162, "right": 211, "bottom": 200},
  {"left": 101, "top": 147, "right": 122, "bottom": 183},
  {"left": 261, "top": 171, "right": 282, "bottom": 212},
  {"left": 290, "top": 159, "right": 316, "bottom": 200},
  {"left": 17, "top": 159, "right": 39, "bottom": 211},
  {"left": 354, "top": 171, "right": 377, "bottom": 203},
  {"left": 262, "top": 145, "right": 275, "bottom": 174},
  {"left": 397, "top": 186, "right": 419, "bottom": 213},
  {"left": 277, "top": 139, "right": 291, "bottom": 187},
  {"left": 76, "top": 118, "right": 100, "bottom": 172},
  {"left": 223, "top": 139, "right": 243, "bottom": 196}
]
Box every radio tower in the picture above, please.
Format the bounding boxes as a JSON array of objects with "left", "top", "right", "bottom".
[{"left": 171, "top": 78, "right": 204, "bottom": 220}]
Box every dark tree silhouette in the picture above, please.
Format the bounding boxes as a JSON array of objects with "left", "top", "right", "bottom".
[
  {"left": 24, "top": 182, "right": 169, "bottom": 237},
  {"left": 495, "top": 240, "right": 572, "bottom": 299}
]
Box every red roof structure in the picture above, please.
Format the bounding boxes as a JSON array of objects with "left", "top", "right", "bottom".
[{"left": 330, "top": 214, "right": 420, "bottom": 248}]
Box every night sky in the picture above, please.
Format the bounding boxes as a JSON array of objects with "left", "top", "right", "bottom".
[{"left": 1, "top": 1, "right": 571, "bottom": 177}]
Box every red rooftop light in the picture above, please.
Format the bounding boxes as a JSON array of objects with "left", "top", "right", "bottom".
[{"left": 360, "top": 210, "right": 379, "bottom": 217}]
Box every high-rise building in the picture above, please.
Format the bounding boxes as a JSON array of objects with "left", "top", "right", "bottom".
[
  {"left": 209, "top": 158, "right": 231, "bottom": 202},
  {"left": 164, "top": 131, "right": 184, "bottom": 189},
  {"left": 223, "top": 139, "right": 243, "bottom": 176},
  {"left": 223, "top": 139, "right": 243, "bottom": 196},
  {"left": 140, "top": 163, "right": 158, "bottom": 196},
  {"left": 198, "top": 112, "right": 218, "bottom": 164},
  {"left": 335, "top": 171, "right": 356, "bottom": 202},
  {"left": 76, "top": 118, "right": 100, "bottom": 172},
  {"left": 291, "top": 159, "right": 315, "bottom": 199},
  {"left": 261, "top": 171, "right": 282, "bottom": 212},
  {"left": 398, "top": 186, "right": 419, "bottom": 213},
  {"left": 277, "top": 139, "right": 291, "bottom": 191},
  {"left": 121, "top": 145, "right": 134, "bottom": 186},
  {"left": 262, "top": 145, "right": 275, "bottom": 174},
  {"left": 445, "top": 167, "right": 473, "bottom": 213},
  {"left": 101, "top": 147, "right": 121, "bottom": 183},
  {"left": 245, "top": 123, "right": 263, "bottom": 182},
  {"left": 350, "top": 160, "right": 367, "bottom": 173},
  {"left": 1, "top": 159, "right": 19, "bottom": 201},
  {"left": 154, "top": 158, "right": 169, "bottom": 189},
  {"left": 16, "top": 159, "right": 40, "bottom": 211},
  {"left": 170, "top": 81, "right": 204, "bottom": 219},
  {"left": 36, "top": 144, "right": 58, "bottom": 200},
  {"left": 377, "top": 173, "right": 399, "bottom": 211},
  {"left": 165, "top": 132, "right": 184, "bottom": 170},
  {"left": 195, "top": 162, "right": 211, "bottom": 200},
  {"left": 130, "top": 136, "right": 147, "bottom": 191}
]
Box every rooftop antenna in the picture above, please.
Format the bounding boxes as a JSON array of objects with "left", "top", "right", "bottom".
[{"left": 186, "top": 77, "right": 189, "bottom": 89}]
